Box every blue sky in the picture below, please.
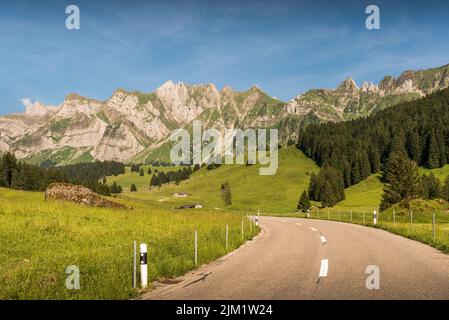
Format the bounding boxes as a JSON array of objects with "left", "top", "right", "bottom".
[{"left": 1, "top": 0, "right": 449, "bottom": 114}]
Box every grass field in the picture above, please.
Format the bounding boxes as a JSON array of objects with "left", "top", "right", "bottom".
[
  {"left": 113, "top": 146, "right": 319, "bottom": 214},
  {"left": 0, "top": 188, "right": 259, "bottom": 299},
  {"left": 106, "top": 165, "right": 180, "bottom": 191},
  {"left": 305, "top": 199, "right": 449, "bottom": 253}
]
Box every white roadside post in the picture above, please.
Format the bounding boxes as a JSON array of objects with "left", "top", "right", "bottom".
[
  {"left": 250, "top": 217, "right": 252, "bottom": 235},
  {"left": 373, "top": 210, "right": 377, "bottom": 226},
  {"left": 140, "top": 243, "right": 148, "bottom": 288},
  {"left": 194, "top": 228, "right": 198, "bottom": 266},
  {"left": 133, "top": 241, "right": 137, "bottom": 289},
  {"left": 432, "top": 212, "right": 436, "bottom": 241},
  {"left": 226, "top": 224, "right": 229, "bottom": 250}
]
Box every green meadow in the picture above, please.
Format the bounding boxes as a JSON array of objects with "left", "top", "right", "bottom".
[
  {"left": 4, "top": 145, "right": 449, "bottom": 299},
  {"left": 111, "top": 146, "right": 319, "bottom": 214},
  {"left": 305, "top": 199, "right": 449, "bottom": 254},
  {"left": 0, "top": 188, "right": 258, "bottom": 299}
]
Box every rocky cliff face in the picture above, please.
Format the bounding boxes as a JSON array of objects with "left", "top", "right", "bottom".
[
  {"left": 286, "top": 63, "right": 449, "bottom": 121},
  {"left": 1, "top": 63, "right": 448, "bottom": 164}
]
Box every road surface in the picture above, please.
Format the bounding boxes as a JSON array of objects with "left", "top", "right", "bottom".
[{"left": 141, "top": 217, "right": 449, "bottom": 300}]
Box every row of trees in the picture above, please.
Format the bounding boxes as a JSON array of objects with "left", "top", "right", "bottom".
[
  {"left": 0, "top": 152, "right": 124, "bottom": 196},
  {"left": 149, "top": 167, "right": 193, "bottom": 187},
  {"left": 297, "top": 87, "right": 449, "bottom": 207}
]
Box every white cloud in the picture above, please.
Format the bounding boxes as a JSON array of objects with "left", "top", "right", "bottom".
[{"left": 21, "top": 98, "right": 34, "bottom": 109}]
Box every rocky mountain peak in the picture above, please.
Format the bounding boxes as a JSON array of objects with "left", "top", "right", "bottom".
[
  {"left": 337, "top": 77, "right": 359, "bottom": 91},
  {"left": 24, "top": 101, "right": 51, "bottom": 117}
]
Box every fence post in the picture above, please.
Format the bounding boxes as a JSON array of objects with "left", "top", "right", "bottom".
[
  {"left": 433, "top": 212, "right": 436, "bottom": 241},
  {"left": 226, "top": 224, "right": 229, "bottom": 250},
  {"left": 194, "top": 228, "right": 198, "bottom": 266},
  {"left": 133, "top": 241, "right": 137, "bottom": 289},
  {"left": 140, "top": 243, "right": 148, "bottom": 288}
]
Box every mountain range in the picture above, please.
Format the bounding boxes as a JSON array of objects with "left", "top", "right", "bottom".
[{"left": 1, "top": 63, "right": 448, "bottom": 165}]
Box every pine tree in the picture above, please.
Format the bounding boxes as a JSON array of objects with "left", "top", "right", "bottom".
[
  {"left": 297, "top": 190, "right": 311, "bottom": 212},
  {"left": 426, "top": 132, "right": 440, "bottom": 169},
  {"left": 150, "top": 174, "right": 160, "bottom": 187},
  {"left": 221, "top": 182, "right": 232, "bottom": 206},
  {"left": 110, "top": 181, "right": 119, "bottom": 193},
  {"left": 130, "top": 184, "right": 137, "bottom": 192},
  {"left": 441, "top": 176, "right": 449, "bottom": 201},
  {"left": 360, "top": 152, "right": 371, "bottom": 180},
  {"left": 2, "top": 152, "right": 17, "bottom": 187},
  {"left": 380, "top": 153, "right": 419, "bottom": 210},
  {"left": 427, "top": 172, "right": 441, "bottom": 199},
  {"left": 350, "top": 158, "right": 361, "bottom": 185},
  {"left": 407, "top": 130, "right": 421, "bottom": 164},
  {"left": 308, "top": 173, "right": 318, "bottom": 200}
]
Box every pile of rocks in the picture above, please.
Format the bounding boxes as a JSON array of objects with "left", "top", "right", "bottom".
[{"left": 45, "top": 183, "right": 126, "bottom": 209}]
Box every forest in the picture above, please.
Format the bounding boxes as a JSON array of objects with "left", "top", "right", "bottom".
[{"left": 298, "top": 87, "right": 449, "bottom": 207}]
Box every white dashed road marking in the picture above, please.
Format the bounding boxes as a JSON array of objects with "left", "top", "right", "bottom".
[
  {"left": 310, "top": 227, "right": 317, "bottom": 232},
  {"left": 320, "top": 236, "right": 327, "bottom": 245},
  {"left": 319, "top": 259, "right": 329, "bottom": 277},
  {"left": 295, "top": 223, "right": 302, "bottom": 226}
]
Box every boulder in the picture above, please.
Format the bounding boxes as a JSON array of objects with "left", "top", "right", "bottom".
[{"left": 45, "top": 183, "right": 126, "bottom": 209}]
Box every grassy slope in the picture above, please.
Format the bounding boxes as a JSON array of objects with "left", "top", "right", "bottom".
[
  {"left": 106, "top": 165, "right": 178, "bottom": 191},
  {"left": 0, "top": 188, "right": 258, "bottom": 299},
  {"left": 118, "top": 146, "right": 319, "bottom": 213},
  {"left": 334, "top": 164, "right": 449, "bottom": 212}
]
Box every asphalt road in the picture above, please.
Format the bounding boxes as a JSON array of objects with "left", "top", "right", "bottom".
[{"left": 141, "top": 217, "right": 449, "bottom": 300}]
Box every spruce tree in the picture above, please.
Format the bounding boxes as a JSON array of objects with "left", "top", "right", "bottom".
[
  {"left": 308, "top": 173, "right": 318, "bottom": 200},
  {"left": 426, "top": 132, "right": 440, "bottom": 169},
  {"left": 427, "top": 172, "right": 441, "bottom": 199},
  {"left": 221, "top": 182, "right": 232, "bottom": 206},
  {"left": 139, "top": 168, "right": 144, "bottom": 177},
  {"left": 297, "top": 190, "right": 311, "bottom": 212},
  {"left": 441, "top": 176, "right": 449, "bottom": 201},
  {"left": 130, "top": 184, "right": 137, "bottom": 192},
  {"left": 380, "top": 153, "right": 419, "bottom": 210},
  {"left": 150, "top": 174, "right": 160, "bottom": 187}
]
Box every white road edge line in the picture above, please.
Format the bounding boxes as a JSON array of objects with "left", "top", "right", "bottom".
[
  {"left": 320, "top": 236, "right": 327, "bottom": 244},
  {"left": 310, "top": 227, "right": 318, "bottom": 232},
  {"left": 319, "top": 259, "right": 329, "bottom": 277}
]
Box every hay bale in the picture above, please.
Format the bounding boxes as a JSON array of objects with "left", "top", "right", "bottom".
[{"left": 45, "top": 183, "right": 126, "bottom": 209}]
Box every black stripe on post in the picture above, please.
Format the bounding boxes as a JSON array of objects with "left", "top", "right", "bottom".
[{"left": 140, "top": 252, "right": 147, "bottom": 265}]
